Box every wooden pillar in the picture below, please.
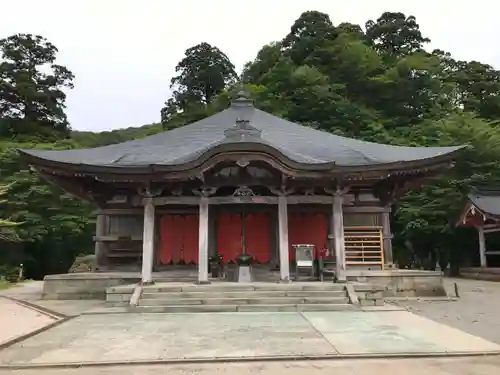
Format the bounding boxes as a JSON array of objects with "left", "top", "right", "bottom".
[
  {"left": 94, "top": 214, "right": 107, "bottom": 270},
  {"left": 141, "top": 198, "right": 155, "bottom": 284},
  {"left": 478, "top": 226, "right": 487, "bottom": 267},
  {"left": 278, "top": 195, "right": 290, "bottom": 281},
  {"left": 208, "top": 205, "right": 217, "bottom": 257},
  {"left": 382, "top": 208, "right": 393, "bottom": 268},
  {"left": 198, "top": 197, "right": 210, "bottom": 284},
  {"left": 270, "top": 211, "right": 279, "bottom": 268},
  {"left": 333, "top": 193, "right": 346, "bottom": 281}
]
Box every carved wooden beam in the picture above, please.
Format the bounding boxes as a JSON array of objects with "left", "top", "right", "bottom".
[
  {"left": 232, "top": 186, "right": 255, "bottom": 196},
  {"left": 192, "top": 187, "right": 218, "bottom": 197},
  {"left": 38, "top": 171, "right": 98, "bottom": 204},
  {"left": 137, "top": 186, "right": 163, "bottom": 198},
  {"left": 324, "top": 186, "right": 351, "bottom": 196},
  {"left": 269, "top": 186, "right": 295, "bottom": 196}
]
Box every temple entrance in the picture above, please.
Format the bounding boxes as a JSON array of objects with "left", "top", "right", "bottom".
[
  {"left": 217, "top": 212, "right": 271, "bottom": 264},
  {"left": 159, "top": 214, "right": 199, "bottom": 265},
  {"left": 288, "top": 213, "right": 328, "bottom": 260}
]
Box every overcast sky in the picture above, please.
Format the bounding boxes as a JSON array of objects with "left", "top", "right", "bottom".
[{"left": 0, "top": 0, "right": 497, "bottom": 132}]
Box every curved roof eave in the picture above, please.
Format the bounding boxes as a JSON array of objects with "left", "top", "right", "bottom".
[{"left": 18, "top": 142, "right": 465, "bottom": 177}]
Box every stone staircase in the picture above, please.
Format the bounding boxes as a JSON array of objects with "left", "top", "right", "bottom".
[{"left": 107, "top": 282, "right": 355, "bottom": 313}]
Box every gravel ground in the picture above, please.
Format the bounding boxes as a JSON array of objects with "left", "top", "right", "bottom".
[{"left": 394, "top": 277, "right": 500, "bottom": 344}]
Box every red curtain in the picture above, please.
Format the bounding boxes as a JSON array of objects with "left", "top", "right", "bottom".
[
  {"left": 217, "top": 214, "right": 243, "bottom": 264},
  {"left": 159, "top": 215, "right": 173, "bottom": 265},
  {"left": 182, "top": 215, "right": 199, "bottom": 264},
  {"left": 288, "top": 214, "right": 328, "bottom": 260},
  {"left": 245, "top": 213, "right": 271, "bottom": 264},
  {"left": 159, "top": 215, "right": 199, "bottom": 265}
]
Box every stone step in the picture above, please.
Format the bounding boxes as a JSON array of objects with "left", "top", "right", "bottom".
[
  {"left": 140, "top": 290, "right": 347, "bottom": 299},
  {"left": 131, "top": 303, "right": 355, "bottom": 313},
  {"left": 141, "top": 283, "right": 346, "bottom": 294},
  {"left": 138, "top": 296, "right": 349, "bottom": 306}
]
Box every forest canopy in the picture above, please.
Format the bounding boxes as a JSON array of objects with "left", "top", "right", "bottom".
[{"left": 2, "top": 11, "right": 500, "bottom": 278}]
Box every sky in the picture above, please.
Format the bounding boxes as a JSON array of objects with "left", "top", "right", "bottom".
[{"left": 0, "top": 0, "right": 498, "bottom": 132}]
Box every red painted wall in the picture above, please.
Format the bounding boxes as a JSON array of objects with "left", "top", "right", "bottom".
[
  {"left": 159, "top": 215, "right": 199, "bottom": 265},
  {"left": 288, "top": 213, "right": 328, "bottom": 260}
]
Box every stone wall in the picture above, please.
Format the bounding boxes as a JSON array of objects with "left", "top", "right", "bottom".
[
  {"left": 460, "top": 267, "right": 500, "bottom": 282},
  {"left": 106, "top": 285, "right": 135, "bottom": 306},
  {"left": 352, "top": 285, "right": 385, "bottom": 306},
  {"left": 346, "top": 270, "right": 446, "bottom": 297},
  {"left": 42, "top": 273, "right": 140, "bottom": 300}
]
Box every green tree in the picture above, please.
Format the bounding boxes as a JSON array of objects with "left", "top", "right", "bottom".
[
  {"left": 242, "top": 42, "right": 282, "bottom": 84},
  {"left": 0, "top": 144, "right": 93, "bottom": 278},
  {"left": 393, "top": 113, "right": 500, "bottom": 268},
  {"left": 365, "top": 12, "right": 430, "bottom": 58},
  {"left": 452, "top": 60, "right": 500, "bottom": 119},
  {"left": 281, "top": 11, "right": 337, "bottom": 66},
  {"left": 0, "top": 34, "right": 74, "bottom": 142},
  {"left": 0, "top": 183, "right": 20, "bottom": 242},
  {"left": 336, "top": 23, "right": 365, "bottom": 41},
  {"left": 161, "top": 42, "right": 237, "bottom": 126},
  {"left": 369, "top": 51, "right": 446, "bottom": 126}
]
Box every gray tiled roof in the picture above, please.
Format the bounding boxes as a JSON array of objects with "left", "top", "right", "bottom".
[
  {"left": 468, "top": 188, "right": 500, "bottom": 217},
  {"left": 20, "top": 95, "right": 463, "bottom": 168}
]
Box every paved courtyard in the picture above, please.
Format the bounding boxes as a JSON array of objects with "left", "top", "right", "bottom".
[
  {"left": 0, "top": 310, "right": 499, "bottom": 367},
  {"left": 2, "top": 277, "right": 500, "bottom": 372}
]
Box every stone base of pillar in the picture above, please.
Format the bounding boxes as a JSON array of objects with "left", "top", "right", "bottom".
[
  {"left": 278, "top": 277, "right": 292, "bottom": 283},
  {"left": 140, "top": 280, "right": 155, "bottom": 286},
  {"left": 385, "top": 262, "right": 397, "bottom": 269},
  {"left": 335, "top": 272, "right": 347, "bottom": 283},
  {"left": 195, "top": 280, "right": 211, "bottom": 285}
]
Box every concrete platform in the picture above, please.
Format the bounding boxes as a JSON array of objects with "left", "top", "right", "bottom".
[
  {"left": 1, "top": 310, "right": 499, "bottom": 367},
  {"left": 42, "top": 268, "right": 446, "bottom": 300},
  {"left": 346, "top": 270, "right": 446, "bottom": 297}
]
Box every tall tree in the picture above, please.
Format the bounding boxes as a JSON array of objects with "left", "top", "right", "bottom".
[
  {"left": 365, "top": 12, "right": 430, "bottom": 58},
  {"left": 281, "top": 11, "right": 337, "bottom": 66},
  {"left": 161, "top": 42, "right": 237, "bottom": 125},
  {"left": 452, "top": 60, "right": 500, "bottom": 119},
  {"left": 0, "top": 34, "right": 74, "bottom": 141},
  {"left": 242, "top": 42, "right": 282, "bottom": 84},
  {"left": 336, "top": 22, "right": 365, "bottom": 40}
]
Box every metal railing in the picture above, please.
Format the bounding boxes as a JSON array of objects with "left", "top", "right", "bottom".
[{"left": 344, "top": 226, "right": 384, "bottom": 268}]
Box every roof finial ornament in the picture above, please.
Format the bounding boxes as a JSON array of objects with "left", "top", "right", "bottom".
[
  {"left": 224, "top": 116, "right": 262, "bottom": 141},
  {"left": 231, "top": 85, "right": 253, "bottom": 108},
  {"left": 236, "top": 90, "right": 248, "bottom": 99}
]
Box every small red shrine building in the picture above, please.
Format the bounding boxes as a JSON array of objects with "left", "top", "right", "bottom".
[
  {"left": 457, "top": 187, "right": 500, "bottom": 267},
  {"left": 19, "top": 92, "right": 464, "bottom": 283}
]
